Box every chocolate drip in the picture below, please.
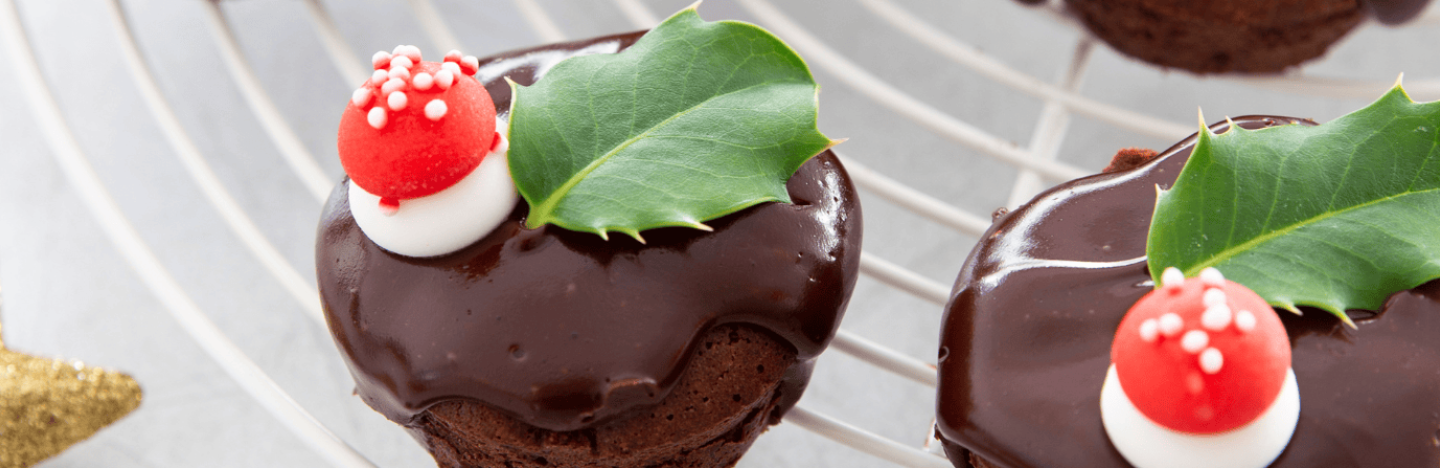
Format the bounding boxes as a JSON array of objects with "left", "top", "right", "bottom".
[
  {"left": 318, "top": 32, "right": 861, "bottom": 432},
  {"left": 938, "top": 116, "right": 1440, "bottom": 467}
]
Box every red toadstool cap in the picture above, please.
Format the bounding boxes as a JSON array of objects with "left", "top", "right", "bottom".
[
  {"left": 1111, "top": 267, "right": 1291, "bottom": 434},
  {"left": 337, "top": 46, "right": 495, "bottom": 206}
]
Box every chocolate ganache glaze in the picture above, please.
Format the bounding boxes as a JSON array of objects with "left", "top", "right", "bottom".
[
  {"left": 938, "top": 116, "right": 1440, "bottom": 467},
  {"left": 318, "top": 32, "right": 861, "bottom": 433}
]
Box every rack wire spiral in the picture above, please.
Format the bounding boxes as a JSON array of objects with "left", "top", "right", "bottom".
[{"left": 2, "top": 0, "right": 1438, "bottom": 466}]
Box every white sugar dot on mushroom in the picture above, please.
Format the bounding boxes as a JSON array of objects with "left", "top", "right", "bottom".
[
  {"left": 1139, "top": 318, "right": 1159, "bottom": 343},
  {"left": 367, "top": 107, "right": 387, "bottom": 129},
  {"left": 388, "top": 91, "right": 408, "bottom": 111},
  {"left": 1236, "top": 310, "right": 1257, "bottom": 332},
  {"left": 352, "top": 88, "right": 373, "bottom": 107},
  {"left": 413, "top": 73, "right": 434, "bottom": 91},
  {"left": 1181, "top": 329, "right": 1209, "bottom": 353},
  {"left": 391, "top": 55, "right": 414, "bottom": 70},
  {"left": 1200, "top": 267, "right": 1225, "bottom": 287},
  {"left": 435, "top": 70, "right": 455, "bottom": 90},
  {"left": 382, "top": 77, "right": 406, "bottom": 94},
  {"left": 1159, "top": 313, "right": 1184, "bottom": 336},
  {"left": 1161, "top": 267, "right": 1185, "bottom": 291},
  {"left": 1202, "top": 304, "right": 1232, "bottom": 331},
  {"left": 372, "top": 51, "right": 392, "bottom": 69},
  {"left": 425, "top": 99, "right": 448, "bottom": 121},
  {"left": 1199, "top": 348, "right": 1224, "bottom": 374},
  {"left": 1203, "top": 288, "right": 1227, "bottom": 307}
]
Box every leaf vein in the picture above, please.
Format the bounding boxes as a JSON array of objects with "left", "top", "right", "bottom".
[
  {"left": 1188, "top": 187, "right": 1440, "bottom": 276},
  {"left": 531, "top": 80, "right": 801, "bottom": 219}
]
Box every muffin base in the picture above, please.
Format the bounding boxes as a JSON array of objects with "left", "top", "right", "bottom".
[
  {"left": 1064, "top": 0, "right": 1364, "bottom": 74},
  {"left": 407, "top": 325, "right": 808, "bottom": 468}
]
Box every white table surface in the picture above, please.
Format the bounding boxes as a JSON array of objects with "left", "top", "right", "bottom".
[{"left": 2, "top": 0, "right": 1439, "bottom": 467}]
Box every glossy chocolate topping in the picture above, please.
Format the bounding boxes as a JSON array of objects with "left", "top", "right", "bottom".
[
  {"left": 318, "top": 32, "right": 861, "bottom": 432},
  {"left": 938, "top": 116, "right": 1440, "bottom": 467}
]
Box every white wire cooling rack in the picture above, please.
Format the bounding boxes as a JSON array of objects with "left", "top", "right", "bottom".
[{"left": 3, "top": 1, "right": 1439, "bottom": 467}]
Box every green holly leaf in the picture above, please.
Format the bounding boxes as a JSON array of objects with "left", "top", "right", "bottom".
[
  {"left": 506, "top": 5, "right": 836, "bottom": 241},
  {"left": 1148, "top": 84, "right": 1440, "bottom": 325}
]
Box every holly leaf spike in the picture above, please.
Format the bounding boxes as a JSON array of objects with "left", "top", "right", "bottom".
[{"left": 1149, "top": 84, "right": 1440, "bottom": 325}]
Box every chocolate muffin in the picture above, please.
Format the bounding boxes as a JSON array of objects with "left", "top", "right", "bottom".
[
  {"left": 411, "top": 325, "right": 806, "bottom": 468},
  {"left": 1055, "top": 0, "right": 1431, "bottom": 74},
  {"left": 937, "top": 116, "right": 1440, "bottom": 467},
  {"left": 317, "top": 31, "right": 862, "bottom": 468}
]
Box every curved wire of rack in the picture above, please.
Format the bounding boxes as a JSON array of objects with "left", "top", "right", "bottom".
[
  {"left": 6, "top": 0, "right": 1432, "bottom": 467},
  {"left": 0, "top": 2, "right": 374, "bottom": 467}
]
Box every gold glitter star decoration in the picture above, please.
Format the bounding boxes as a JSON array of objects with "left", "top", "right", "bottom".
[{"left": 0, "top": 296, "right": 142, "bottom": 467}]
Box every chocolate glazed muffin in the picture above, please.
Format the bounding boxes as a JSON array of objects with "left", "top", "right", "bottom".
[
  {"left": 317, "top": 32, "right": 863, "bottom": 468},
  {"left": 1059, "top": 0, "right": 1431, "bottom": 74},
  {"left": 937, "top": 116, "right": 1440, "bottom": 467}
]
